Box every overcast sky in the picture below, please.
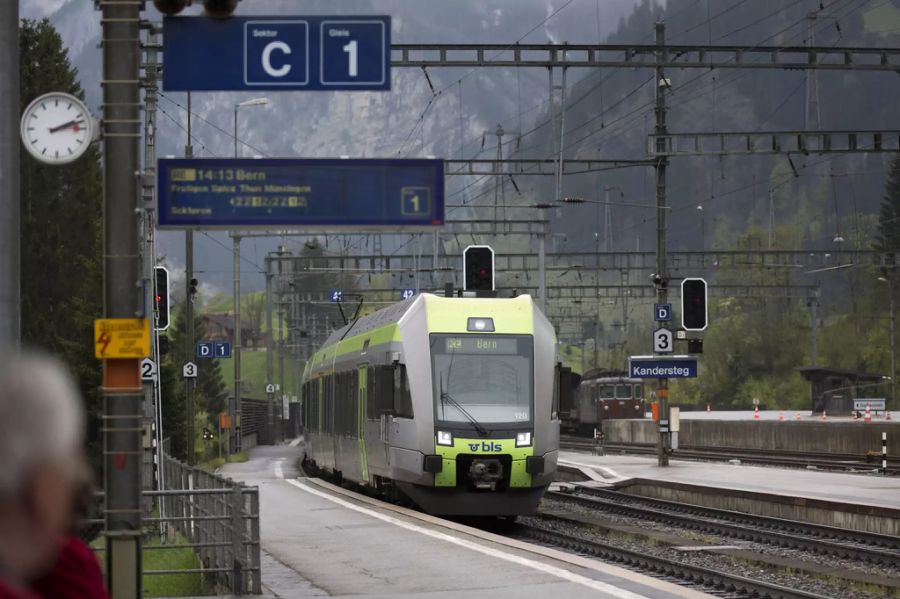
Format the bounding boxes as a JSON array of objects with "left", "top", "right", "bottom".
[{"left": 20, "top": 0, "right": 66, "bottom": 19}]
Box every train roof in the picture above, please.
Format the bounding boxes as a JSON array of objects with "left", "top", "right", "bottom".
[{"left": 318, "top": 292, "right": 544, "bottom": 350}]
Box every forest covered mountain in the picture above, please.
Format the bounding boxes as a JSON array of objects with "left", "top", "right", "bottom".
[{"left": 26, "top": 0, "right": 900, "bottom": 406}]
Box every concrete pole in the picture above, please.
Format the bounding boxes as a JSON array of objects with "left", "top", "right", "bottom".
[
  {"left": 0, "top": 0, "right": 19, "bottom": 344},
  {"left": 142, "top": 29, "right": 159, "bottom": 493},
  {"left": 184, "top": 92, "right": 195, "bottom": 466},
  {"left": 278, "top": 259, "right": 286, "bottom": 436},
  {"left": 604, "top": 186, "right": 612, "bottom": 253},
  {"left": 890, "top": 282, "right": 896, "bottom": 409},
  {"left": 538, "top": 233, "right": 546, "bottom": 310},
  {"left": 809, "top": 292, "right": 818, "bottom": 367},
  {"left": 654, "top": 21, "right": 670, "bottom": 467},
  {"left": 233, "top": 234, "right": 242, "bottom": 453},
  {"left": 265, "top": 256, "right": 274, "bottom": 441},
  {"left": 101, "top": 0, "right": 142, "bottom": 595}
]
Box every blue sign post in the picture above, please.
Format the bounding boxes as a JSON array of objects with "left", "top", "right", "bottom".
[
  {"left": 400, "top": 288, "right": 417, "bottom": 300},
  {"left": 654, "top": 303, "right": 672, "bottom": 322},
  {"left": 329, "top": 290, "right": 344, "bottom": 303},
  {"left": 629, "top": 355, "right": 698, "bottom": 379},
  {"left": 157, "top": 158, "right": 444, "bottom": 229},
  {"left": 214, "top": 341, "right": 232, "bottom": 358},
  {"left": 196, "top": 341, "right": 213, "bottom": 358},
  {"left": 163, "top": 16, "right": 390, "bottom": 91}
]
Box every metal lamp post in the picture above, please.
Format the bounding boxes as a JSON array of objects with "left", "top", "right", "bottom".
[
  {"left": 878, "top": 276, "right": 896, "bottom": 410},
  {"left": 231, "top": 97, "right": 268, "bottom": 452}
]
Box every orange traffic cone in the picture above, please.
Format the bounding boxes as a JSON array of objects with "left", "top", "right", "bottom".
[
  {"left": 795, "top": 412, "right": 801, "bottom": 421},
  {"left": 753, "top": 405, "right": 760, "bottom": 420},
  {"left": 821, "top": 410, "right": 828, "bottom": 421},
  {"left": 778, "top": 411, "right": 784, "bottom": 421},
  {"left": 864, "top": 403, "right": 872, "bottom": 423}
]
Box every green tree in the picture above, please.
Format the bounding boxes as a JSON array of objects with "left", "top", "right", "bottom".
[
  {"left": 877, "top": 155, "right": 900, "bottom": 253},
  {"left": 19, "top": 19, "right": 103, "bottom": 460},
  {"left": 159, "top": 302, "right": 229, "bottom": 461}
]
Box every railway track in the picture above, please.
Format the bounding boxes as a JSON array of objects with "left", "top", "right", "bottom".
[
  {"left": 515, "top": 523, "right": 826, "bottom": 599},
  {"left": 548, "top": 487, "right": 900, "bottom": 567},
  {"left": 560, "top": 436, "right": 900, "bottom": 474}
]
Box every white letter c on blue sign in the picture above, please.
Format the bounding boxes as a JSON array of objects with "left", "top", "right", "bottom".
[{"left": 262, "top": 41, "right": 292, "bottom": 78}]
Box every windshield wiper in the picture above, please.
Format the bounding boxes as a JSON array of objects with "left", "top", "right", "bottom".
[{"left": 439, "top": 390, "right": 489, "bottom": 437}]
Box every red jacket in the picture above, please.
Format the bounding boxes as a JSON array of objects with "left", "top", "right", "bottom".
[
  {"left": 0, "top": 579, "right": 39, "bottom": 599},
  {"left": 31, "top": 537, "right": 109, "bottom": 599}
]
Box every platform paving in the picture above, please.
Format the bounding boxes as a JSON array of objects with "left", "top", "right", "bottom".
[
  {"left": 559, "top": 451, "right": 900, "bottom": 510},
  {"left": 219, "top": 444, "right": 714, "bottom": 599}
]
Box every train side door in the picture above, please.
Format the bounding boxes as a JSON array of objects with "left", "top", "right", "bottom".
[{"left": 357, "top": 365, "right": 369, "bottom": 482}]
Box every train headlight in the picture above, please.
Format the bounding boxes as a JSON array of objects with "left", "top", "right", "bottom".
[
  {"left": 436, "top": 431, "right": 453, "bottom": 446},
  {"left": 516, "top": 431, "right": 532, "bottom": 447}
]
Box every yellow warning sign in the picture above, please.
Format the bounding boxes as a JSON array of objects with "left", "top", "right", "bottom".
[{"left": 94, "top": 318, "right": 150, "bottom": 359}]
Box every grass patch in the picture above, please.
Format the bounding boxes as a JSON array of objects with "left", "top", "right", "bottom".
[
  {"left": 142, "top": 533, "right": 204, "bottom": 597},
  {"left": 202, "top": 450, "right": 249, "bottom": 472},
  {"left": 90, "top": 532, "right": 204, "bottom": 597}
]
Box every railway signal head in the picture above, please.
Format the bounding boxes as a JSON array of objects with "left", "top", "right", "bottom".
[
  {"left": 203, "top": 0, "right": 240, "bottom": 18},
  {"left": 463, "top": 245, "right": 495, "bottom": 291},
  {"left": 154, "top": 266, "right": 170, "bottom": 331},
  {"left": 153, "top": 0, "right": 189, "bottom": 15},
  {"left": 681, "top": 278, "right": 708, "bottom": 331},
  {"left": 189, "top": 277, "right": 199, "bottom": 301}
]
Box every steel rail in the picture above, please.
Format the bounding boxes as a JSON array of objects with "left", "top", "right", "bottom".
[
  {"left": 547, "top": 490, "right": 900, "bottom": 566},
  {"left": 516, "top": 524, "right": 825, "bottom": 599},
  {"left": 565, "top": 487, "right": 900, "bottom": 552}
]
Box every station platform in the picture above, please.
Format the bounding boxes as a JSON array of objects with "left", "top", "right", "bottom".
[
  {"left": 678, "top": 409, "right": 896, "bottom": 422},
  {"left": 219, "top": 444, "right": 714, "bottom": 599},
  {"left": 558, "top": 451, "right": 900, "bottom": 536}
]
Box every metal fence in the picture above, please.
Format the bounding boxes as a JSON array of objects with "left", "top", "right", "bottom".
[
  {"left": 155, "top": 454, "right": 261, "bottom": 594},
  {"left": 90, "top": 454, "right": 261, "bottom": 595}
]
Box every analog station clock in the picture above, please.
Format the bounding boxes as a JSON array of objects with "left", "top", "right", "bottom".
[{"left": 20, "top": 92, "right": 95, "bottom": 165}]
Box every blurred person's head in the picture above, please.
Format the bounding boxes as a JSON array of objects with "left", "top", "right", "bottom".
[{"left": 0, "top": 349, "right": 85, "bottom": 583}]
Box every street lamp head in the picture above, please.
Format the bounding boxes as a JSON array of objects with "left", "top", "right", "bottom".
[
  {"left": 562, "top": 196, "right": 585, "bottom": 204},
  {"left": 238, "top": 97, "right": 270, "bottom": 108},
  {"left": 878, "top": 276, "right": 889, "bottom": 283}
]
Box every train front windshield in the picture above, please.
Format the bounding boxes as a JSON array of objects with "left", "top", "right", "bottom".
[{"left": 430, "top": 334, "right": 534, "bottom": 425}]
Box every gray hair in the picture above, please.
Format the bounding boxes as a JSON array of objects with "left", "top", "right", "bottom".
[{"left": 0, "top": 350, "right": 85, "bottom": 496}]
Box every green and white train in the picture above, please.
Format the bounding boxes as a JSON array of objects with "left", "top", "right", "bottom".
[{"left": 300, "top": 292, "right": 560, "bottom": 516}]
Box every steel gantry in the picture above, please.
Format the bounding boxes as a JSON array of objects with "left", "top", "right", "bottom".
[
  {"left": 263, "top": 249, "right": 899, "bottom": 275},
  {"left": 391, "top": 43, "right": 900, "bottom": 71},
  {"left": 647, "top": 130, "right": 900, "bottom": 157}
]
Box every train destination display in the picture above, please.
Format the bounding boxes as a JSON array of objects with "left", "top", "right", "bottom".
[{"left": 157, "top": 158, "right": 444, "bottom": 229}]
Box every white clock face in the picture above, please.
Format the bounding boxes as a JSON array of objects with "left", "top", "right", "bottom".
[{"left": 20, "top": 92, "right": 94, "bottom": 165}]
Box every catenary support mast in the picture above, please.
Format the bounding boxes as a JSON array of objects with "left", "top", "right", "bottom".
[
  {"left": 0, "top": 0, "right": 19, "bottom": 344},
  {"left": 102, "top": 0, "right": 143, "bottom": 595}
]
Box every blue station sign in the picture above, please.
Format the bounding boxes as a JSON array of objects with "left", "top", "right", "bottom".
[
  {"left": 629, "top": 355, "right": 698, "bottom": 379},
  {"left": 163, "top": 16, "right": 391, "bottom": 91},
  {"left": 157, "top": 158, "right": 444, "bottom": 229}
]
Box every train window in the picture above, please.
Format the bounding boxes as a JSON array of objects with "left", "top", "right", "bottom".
[
  {"left": 329, "top": 374, "right": 336, "bottom": 434},
  {"left": 600, "top": 385, "right": 614, "bottom": 399},
  {"left": 393, "top": 365, "right": 414, "bottom": 418},
  {"left": 350, "top": 370, "right": 359, "bottom": 437},
  {"left": 634, "top": 384, "right": 643, "bottom": 399},
  {"left": 337, "top": 372, "right": 348, "bottom": 436},
  {"left": 365, "top": 366, "right": 377, "bottom": 419},
  {"left": 615, "top": 384, "right": 630, "bottom": 399},
  {"left": 551, "top": 364, "right": 560, "bottom": 420}
]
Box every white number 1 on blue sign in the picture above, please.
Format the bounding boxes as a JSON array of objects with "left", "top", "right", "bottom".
[{"left": 343, "top": 40, "right": 358, "bottom": 77}]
